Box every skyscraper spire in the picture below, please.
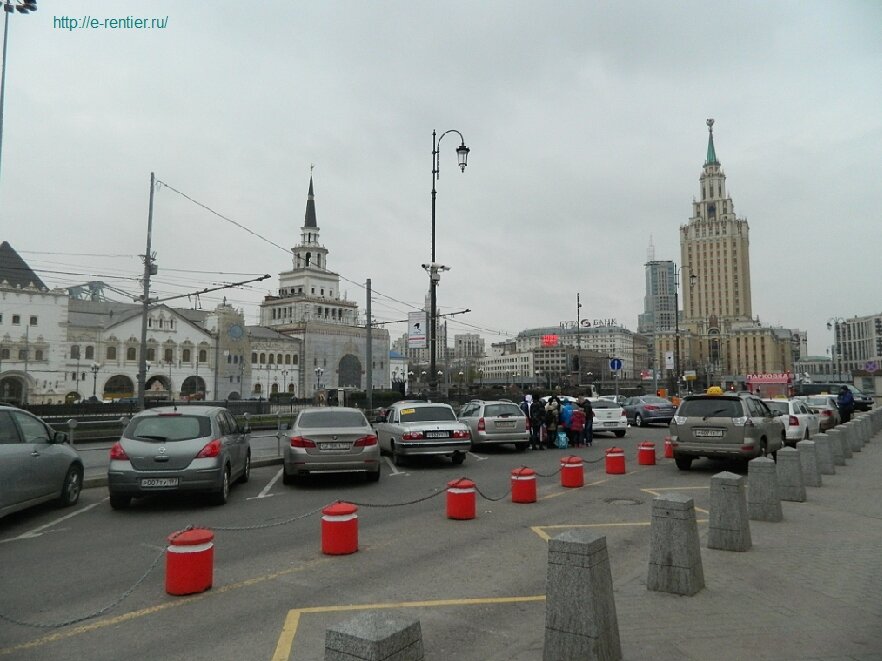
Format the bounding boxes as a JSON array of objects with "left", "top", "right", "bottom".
[
  {"left": 705, "top": 118, "right": 719, "bottom": 166},
  {"left": 304, "top": 172, "right": 317, "bottom": 228}
]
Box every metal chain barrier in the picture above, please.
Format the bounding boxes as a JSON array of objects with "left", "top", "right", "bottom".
[
  {"left": 0, "top": 546, "right": 166, "bottom": 629},
  {"left": 346, "top": 488, "right": 446, "bottom": 509},
  {"left": 474, "top": 484, "right": 512, "bottom": 502}
]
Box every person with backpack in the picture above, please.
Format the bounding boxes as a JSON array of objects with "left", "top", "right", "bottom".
[
  {"left": 560, "top": 398, "right": 574, "bottom": 446},
  {"left": 837, "top": 385, "right": 855, "bottom": 423},
  {"left": 529, "top": 395, "right": 545, "bottom": 450},
  {"left": 570, "top": 405, "right": 586, "bottom": 447}
]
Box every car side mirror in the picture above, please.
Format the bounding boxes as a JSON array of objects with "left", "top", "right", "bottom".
[{"left": 54, "top": 430, "right": 69, "bottom": 444}]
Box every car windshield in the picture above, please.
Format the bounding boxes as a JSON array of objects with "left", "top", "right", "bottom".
[
  {"left": 806, "top": 396, "right": 833, "bottom": 407},
  {"left": 678, "top": 398, "right": 743, "bottom": 418},
  {"left": 765, "top": 401, "right": 789, "bottom": 415},
  {"left": 399, "top": 406, "right": 456, "bottom": 422},
  {"left": 298, "top": 410, "right": 367, "bottom": 428},
  {"left": 484, "top": 403, "right": 523, "bottom": 417},
  {"left": 125, "top": 415, "right": 210, "bottom": 442},
  {"left": 642, "top": 396, "right": 671, "bottom": 404},
  {"left": 591, "top": 400, "right": 620, "bottom": 409}
]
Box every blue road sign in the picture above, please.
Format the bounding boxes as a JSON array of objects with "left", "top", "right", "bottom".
[{"left": 609, "top": 358, "right": 623, "bottom": 371}]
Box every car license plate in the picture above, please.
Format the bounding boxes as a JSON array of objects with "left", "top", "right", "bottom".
[
  {"left": 604, "top": 422, "right": 618, "bottom": 426},
  {"left": 496, "top": 421, "right": 515, "bottom": 429},
  {"left": 695, "top": 429, "right": 724, "bottom": 438},
  {"left": 141, "top": 477, "right": 178, "bottom": 488},
  {"left": 425, "top": 431, "right": 449, "bottom": 438},
  {"left": 322, "top": 442, "right": 348, "bottom": 450}
]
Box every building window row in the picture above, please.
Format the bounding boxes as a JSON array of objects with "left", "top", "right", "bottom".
[{"left": 251, "top": 352, "right": 298, "bottom": 366}]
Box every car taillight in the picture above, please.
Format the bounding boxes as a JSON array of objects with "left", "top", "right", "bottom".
[
  {"left": 353, "top": 435, "right": 378, "bottom": 447},
  {"left": 524, "top": 417, "right": 529, "bottom": 431},
  {"left": 402, "top": 431, "right": 424, "bottom": 440},
  {"left": 109, "top": 442, "right": 129, "bottom": 460},
  {"left": 732, "top": 416, "right": 748, "bottom": 427},
  {"left": 789, "top": 415, "right": 799, "bottom": 426},
  {"left": 290, "top": 436, "right": 317, "bottom": 448},
  {"left": 196, "top": 438, "right": 222, "bottom": 458},
  {"left": 822, "top": 410, "right": 832, "bottom": 416},
  {"left": 644, "top": 405, "right": 658, "bottom": 411},
  {"left": 452, "top": 430, "right": 471, "bottom": 439},
  {"left": 477, "top": 417, "right": 486, "bottom": 431}
]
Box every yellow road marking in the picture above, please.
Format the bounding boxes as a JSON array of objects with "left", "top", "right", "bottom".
[{"left": 272, "top": 595, "right": 547, "bottom": 661}]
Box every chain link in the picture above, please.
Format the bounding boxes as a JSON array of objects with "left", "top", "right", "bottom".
[
  {"left": 0, "top": 546, "right": 165, "bottom": 629},
  {"left": 1, "top": 455, "right": 608, "bottom": 630}
]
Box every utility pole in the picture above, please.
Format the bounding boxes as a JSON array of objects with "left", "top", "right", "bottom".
[
  {"left": 137, "top": 172, "right": 155, "bottom": 410},
  {"left": 366, "top": 278, "right": 372, "bottom": 412}
]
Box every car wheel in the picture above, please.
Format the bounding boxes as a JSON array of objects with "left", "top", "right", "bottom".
[
  {"left": 58, "top": 464, "right": 83, "bottom": 507},
  {"left": 635, "top": 414, "right": 645, "bottom": 428},
  {"left": 614, "top": 430, "right": 626, "bottom": 438},
  {"left": 674, "top": 455, "right": 693, "bottom": 471},
  {"left": 109, "top": 493, "right": 131, "bottom": 510},
  {"left": 515, "top": 442, "right": 529, "bottom": 452},
  {"left": 211, "top": 466, "right": 231, "bottom": 506},
  {"left": 239, "top": 452, "right": 251, "bottom": 484},
  {"left": 392, "top": 444, "right": 405, "bottom": 467},
  {"left": 366, "top": 468, "right": 381, "bottom": 482},
  {"left": 282, "top": 469, "right": 297, "bottom": 485},
  {"left": 451, "top": 452, "right": 466, "bottom": 465}
]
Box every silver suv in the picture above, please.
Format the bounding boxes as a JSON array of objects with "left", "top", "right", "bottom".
[
  {"left": 669, "top": 392, "right": 784, "bottom": 470},
  {"left": 457, "top": 400, "right": 529, "bottom": 451}
]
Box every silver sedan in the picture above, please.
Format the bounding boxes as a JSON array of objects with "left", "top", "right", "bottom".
[{"left": 283, "top": 407, "right": 380, "bottom": 484}]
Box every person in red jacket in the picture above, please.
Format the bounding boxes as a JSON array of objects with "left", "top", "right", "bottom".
[{"left": 569, "top": 406, "right": 586, "bottom": 447}]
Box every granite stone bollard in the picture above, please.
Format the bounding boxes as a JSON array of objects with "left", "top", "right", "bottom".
[
  {"left": 646, "top": 493, "right": 704, "bottom": 596},
  {"left": 325, "top": 613, "right": 424, "bottom": 661},
  {"left": 544, "top": 530, "right": 622, "bottom": 661},
  {"left": 796, "top": 440, "right": 822, "bottom": 488},
  {"left": 827, "top": 428, "right": 848, "bottom": 464},
  {"left": 844, "top": 422, "right": 862, "bottom": 452},
  {"left": 776, "top": 447, "right": 806, "bottom": 502},
  {"left": 813, "top": 434, "right": 836, "bottom": 475},
  {"left": 748, "top": 457, "right": 783, "bottom": 521},
  {"left": 707, "top": 471, "right": 751, "bottom": 552},
  {"left": 860, "top": 416, "right": 871, "bottom": 445}
]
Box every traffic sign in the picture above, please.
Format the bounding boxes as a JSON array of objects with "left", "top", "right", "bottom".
[{"left": 609, "top": 358, "right": 623, "bottom": 371}]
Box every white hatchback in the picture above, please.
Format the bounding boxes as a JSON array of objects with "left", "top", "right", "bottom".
[
  {"left": 763, "top": 398, "right": 820, "bottom": 446},
  {"left": 588, "top": 398, "right": 628, "bottom": 438}
]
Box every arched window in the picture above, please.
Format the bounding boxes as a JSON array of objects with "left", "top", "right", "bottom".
[
  {"left": 147, "top": 348, "right": 155, "bottom": 361},
  {"left": 70, "top": 345, "right": 80, "bottom": 359},
  {"left": 164, "top": 348, "right": 173, "bottom": 363},
  {"left": 182, "top": 349, "right": 191, "bottom": 362},
  {"left": 107, "top": 347, "right": 117, "bottom": 360},
  {"left": 268, "top": 354, "right": 275, "bottom": 364},
  {"left": 285, "top": 354, "right": 291, "bottom": 365},
  {"left": 35, "top": 349, "right": 44, "bottom": 361},
  {"left": 126, "top": 347, "right": 136, "bottom": 361},
  {"left": 198, "top": 349, "right": 207, "bottom": 363},
  {"left": 251, "top": 352, "right": 257, "bottom": 363},
  {"left": 277, "top": 353, "right": 282, "bottom": 364},
  {"left": 85, "top": 346, "right": 94, "bottom": 360},
  {"left": 260, "top": 353, "right": 266, "bottom": 364},
  {"left": 292, "top": 355, "right": 299, "bottom": 365}
]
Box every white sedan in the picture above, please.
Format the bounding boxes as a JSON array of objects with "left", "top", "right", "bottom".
[{"left": 763, "top": 398, "right": 820, "bottom": 446}]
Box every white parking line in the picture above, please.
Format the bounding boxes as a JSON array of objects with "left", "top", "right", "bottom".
[
  {"left": 248, "top": 468, "right": 282, "bottom": 499},
  {"left": 0, "top": 499, "right": 107, "bottom": 544},
  {"left": 468, "top": 452, "right": 488, "bottom": 461},
  {"left": 383, "top": 457, "right": 407, "bottom": 476}
]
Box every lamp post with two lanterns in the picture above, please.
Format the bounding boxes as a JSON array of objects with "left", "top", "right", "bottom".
[{"left": 89, "top": 362, "right": 101, "bottom": 400}]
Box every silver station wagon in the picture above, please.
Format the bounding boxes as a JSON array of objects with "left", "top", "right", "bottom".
[
  {"left": 107, "top": 405, "right": 251, "bottom": 509},
  {"left": 374, "top": 401, "right": 471, "bottom": 466}
]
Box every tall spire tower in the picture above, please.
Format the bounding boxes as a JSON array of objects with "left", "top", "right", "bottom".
[{"left": 680, "top": 119, "right": 752, "bottom": 326}]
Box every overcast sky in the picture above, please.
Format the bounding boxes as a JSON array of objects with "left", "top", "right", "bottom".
[{"left": 2, "top": 1, "right": 880, "bottom": 357}]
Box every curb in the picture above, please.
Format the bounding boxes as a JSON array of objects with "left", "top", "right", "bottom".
[{"left": 83, "top": 456, "right": 284, "bottom": 490}]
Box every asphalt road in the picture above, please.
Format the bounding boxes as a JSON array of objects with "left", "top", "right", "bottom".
[{"left": 1, "top": 425, "right": 739, "bottom": 660}]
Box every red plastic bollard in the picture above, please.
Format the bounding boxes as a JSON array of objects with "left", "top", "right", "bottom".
[
  {"left": 638, "top": 441, "right": 657, "bottom": 466},
  {"left": 664, "top": 437, "right": 674, "bottom": 459},
  {"left": 447, "top": 478, "right": 476, "bottom": 520},
  {"left": 511, "top": 467, "right": 537, "bottom": 503},
  {"left": 605, "top": 447, "right": 626, "bottom": 475},
  {"left": 321, "top": 502, "right": 359, "bottom": 555},
  {"left": 560, "top": 455, "right": 584, "bottom": 488},
  {"left": 165, "top": 528, "right": 214, "bottom": 596}
]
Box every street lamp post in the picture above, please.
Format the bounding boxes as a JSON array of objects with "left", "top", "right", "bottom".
[
  {"left": 89, "top": 362, "right": 101, "bottom": 400},
  {"left": 826, "top": 317, "right": 846, "bottom": 381},
  {"left": 428, "top": 128, "right": 470, "bottom": 397},
  {"left": 166, "top": 359, "right": 173, "bottom": 399},
  {"left": 458, "top": 370, "right": 464, "bottom": 396},
  {"left": 0, "top": 0, "right": 37, "bottom": 190},
  {"left": 673, "top": 264, "right": 697, "bottom": 397},
  {"left": 314, "top": 367, "right": 324, "bottom": 391}
]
